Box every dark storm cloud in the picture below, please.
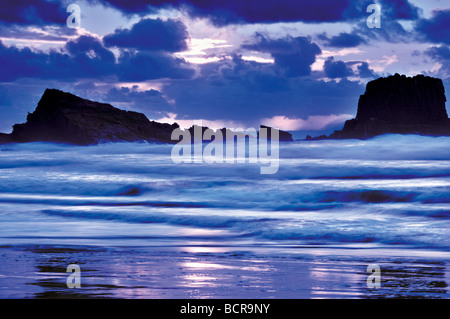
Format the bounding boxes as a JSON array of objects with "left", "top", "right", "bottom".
[
  {"left": 344, "top": 0, "right": 419, "bottom": 21},
  {"left": 90, "top": 0, "right": 157, "bottom": 12},
  {"left": 320, "top": 32, "right": 366, "bottom": 48},
  {"left": 417, "top": 9, "right": 450, "bottom": 45},
  {"left": 0, "top": 40, "right": 50, "bottom": 81},
  {"left": 214, "top": 55, "right": 290, "bottom": 92},
  {"left": 103, "top": 18, "right": 189, "bottom": 52},
  {"left": 0, "top": 35, "right": 194, "bottom": 82},
  {"left": 323, "top": 57, "right": 353, "bottom": 78},
  {"left": 97, "top": 0, "right": 419, "bottom": 25},
  {"left": 66, "top": 35, "right": 117, "bottom": 75},
  {"left": 386, "top": 0, "right": 420, "bottom": 19},
  {"left": 426, "top": 45, "right": 450, "bottom": 60},
  {"left": 340, "top": 14, "right": 413, "bottom": 46},
  {"left": 116, "top": 50, "right": 194, "bottom": 81},
  {"left": 356, "top": 62, "right": 378, "bottom": 78},
  {"left": 98, "top": 0, "right": 352, "bottom": 24},
  {"left": 242, "top": 34, "right": 321, "bottom": 77},
  {"left": 46, "top": 35, "right": 117, "bottom": 79},
  {"left": 182, "top": 0, "right": 353, "bottom": 25},
  {"left": 425, "top": 45, "right": 450, "bottom": 75},
  {"left": 0, "top": 36, "right": 116, "bottom": 81},
  {"left": 0, "top": 0, "right": 421, "bottom": 28},
  {"left": 317, "top": 1, "right": 419, "bottom": 47},
  {"left": 0, "top": 0, "right": 66, "bottom": 25}
]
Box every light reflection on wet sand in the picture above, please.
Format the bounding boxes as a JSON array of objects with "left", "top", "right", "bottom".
[{"left": 0, "top": 244, "right": 448, "bottom": 298}]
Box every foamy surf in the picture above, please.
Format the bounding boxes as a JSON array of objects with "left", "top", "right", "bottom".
[{"left": 1, "top": 134, "right": 450, "bottom": 298}]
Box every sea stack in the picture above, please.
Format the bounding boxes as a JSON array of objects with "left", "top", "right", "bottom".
[
  {"left": 9, "top": 89, "right": 179, "bottom": 145},
  {"left": 259, "top": 125, "right": 293, "bottom": 141},
  {"left": 329, "top": 74, "right": 450, "bottom": 139}
]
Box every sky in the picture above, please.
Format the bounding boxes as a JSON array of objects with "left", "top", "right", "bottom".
[{"left": 0, "top": 0, "right": 449, "bottom": 137}]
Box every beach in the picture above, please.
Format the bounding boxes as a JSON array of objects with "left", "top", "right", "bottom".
[{"left": 1, "top": 135, "right": 450, "bottom": 298}]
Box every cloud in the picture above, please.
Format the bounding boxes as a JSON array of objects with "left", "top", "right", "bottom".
[
  {"left": 103, "top": 18, "right": 189, "bottom": 52},
  {"left": 0, "top": 35, "right": 195, "bottom": 82},
  {"left": 417, "top": 9, "right": 450, "bottom": 45},
  {"left": 65, "top": 35, "right": 117, "bottom": 76},
  {"left": 327, "top": 1, "right": 420, "bottom": 46},
  {"left": 386, "top": 0, "right": 420, "bottom": 20},
  {"left": 0, "top": 0, "right": 66, "bottom": 25},
  {"left": 242, "top": 33, "right": 321, "bottom": 77},
  {"left": 217, "top": 55, "right": 290, "bottom": 92},
  {"left": 344, "top": 0, "right": 419, "bottom": 21},
  {"left": 323, "top": 57, "right": 353, "bottom": 78},
  {"left": 351, "top": 18, "right": 412, "bottom": 44},
  {"left": 99, "top": 0, "right": 352, "bottom": 24},
  {"left": 0, "top": 24, "right": 76, "bottom": 43},
  {"left": 98, "top": 0, "right": 420, "bottom": 25},
  {"left": 356, "top": 62, "right": 378, "bottom": 78},
  {"left": 95, "top": 0, "right": 154, "bottom": 12},
  {"left": 426, "top": 45, "right": 450, "bottom": 60},
  {"left": 425, "top": 45, "right": 450, "bottom": 76},
  {"left": 321, "top": 32, "right": 366, "bottom": 48},
  {"left": 0, "top": 36, "right": 118, "bottom": 81},
  {"left": 183, "top": 0, "right": 353, "bottom": 25},
  {"left": 0, "top": 40, "right": 48, "bottom": 81},
  {"left": 116, "top": 50, "right": 195, "bottom": 81}
]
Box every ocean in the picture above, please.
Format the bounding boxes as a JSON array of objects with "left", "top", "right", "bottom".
[{"left": 1, "top": 134, "right": 450, "bottom": 298}]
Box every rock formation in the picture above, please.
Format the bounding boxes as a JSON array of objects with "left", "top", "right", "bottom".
[
  {"left": 184, "top": 125, "right": 293, "bottom": 142},
  {"left": 259, "top": 125, "right": 293, "bottom": 141},
  {"left": 0, "top": 89, "right": 294, "bottom": 145},
  {"left": 8, "top": 89, "right": 179, "bottom": 145},
  {"left": 329, "top": 74, "right": 450, "bottom": 139}
]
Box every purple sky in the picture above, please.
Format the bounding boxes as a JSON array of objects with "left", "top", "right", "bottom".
[{"left": 0, "top": 0, "right": 449, "bottom": 135}]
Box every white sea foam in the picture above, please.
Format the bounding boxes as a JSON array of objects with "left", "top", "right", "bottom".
[{"left": 0, "top": 134, "right": 450, "bottom": 250}]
